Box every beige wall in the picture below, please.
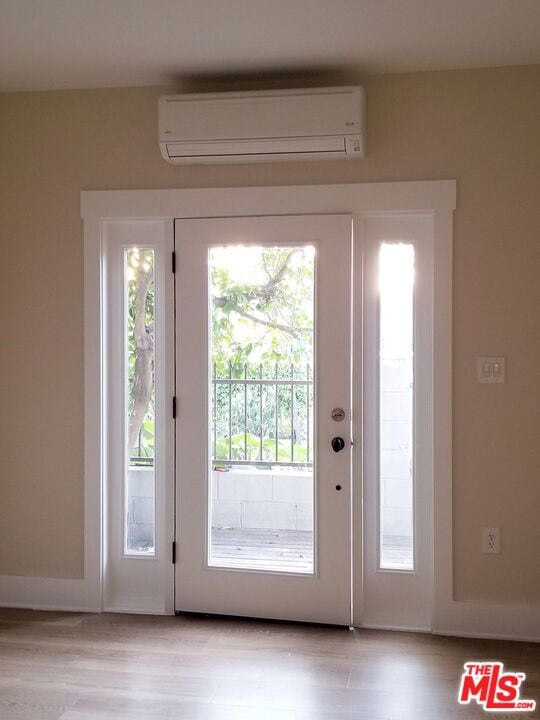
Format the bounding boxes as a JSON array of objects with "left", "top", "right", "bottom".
[{"left": 1, "top": 66, "right": 538, "bottom": 602}]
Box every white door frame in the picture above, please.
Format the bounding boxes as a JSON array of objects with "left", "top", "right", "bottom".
[{"left": 80, "top": 181, "right": 457, "bottom": 630}]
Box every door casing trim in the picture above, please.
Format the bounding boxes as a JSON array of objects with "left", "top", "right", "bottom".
[{"left": 75, "top": 180, "right": 495, "bottom": 635}]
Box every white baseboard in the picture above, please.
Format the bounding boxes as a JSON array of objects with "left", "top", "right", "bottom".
[
  {"left": 0, "top": 573, "right": 100, "bottom": 613},
  {"left": 0, "top": 601, "right": 98, "bottom": 613},
  {"left": 434, "top": 628, "right": 539, "bottom": 643},
  {"left": 2, "top": 573, "right": 538, "bottom": 643},
  {"left": 359, "top": 622, "right": 431, "bottom": 634},
  {"left": 361, "top": 602, "right": 540, "bottom": 643},
  {"left": 433, "top": 599, "right": 540, "bottom": 643}
]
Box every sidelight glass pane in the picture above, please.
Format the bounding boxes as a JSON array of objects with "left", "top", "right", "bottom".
[
  {"left": 124, "top": 248, "right": 155, "bottom": 555},
  {"left": 208, "top": 245, "right": 315, "bottom": 573},
  {"left": 379, "top": 243, "right": 415, "bottom": 570}
]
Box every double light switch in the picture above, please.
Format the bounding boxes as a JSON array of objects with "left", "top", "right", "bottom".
[{"left": 477, "top": 356, "right": 506, "bottom": 383}]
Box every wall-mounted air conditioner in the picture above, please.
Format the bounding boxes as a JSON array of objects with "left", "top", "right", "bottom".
[{"left": 159, "top": 86, "right": 366, "bottom": 164}]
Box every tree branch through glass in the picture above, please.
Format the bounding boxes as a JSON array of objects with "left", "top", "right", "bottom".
[{"left": 210, "top": 246, "right": 314, "bottom": 468}]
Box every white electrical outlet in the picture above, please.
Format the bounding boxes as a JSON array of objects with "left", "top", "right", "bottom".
[{"left": 482, "top": 527, "right": 501, "bottom": 554}]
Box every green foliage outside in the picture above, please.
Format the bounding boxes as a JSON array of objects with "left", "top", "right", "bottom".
[
  {"left": 211, "top": 246, "right": 314, "bottom": 370},
  {"left": 210, "top": 246, "right": 314, "bottom": 465},
  {"left": 213, "top": 433, "right": 310, "bottom": 465},
  {"left": 128, "top": 245, "right": 314, "bottom": 465},
  {"left": 127, "top": 248, "right": 155, "bottom": 462}
]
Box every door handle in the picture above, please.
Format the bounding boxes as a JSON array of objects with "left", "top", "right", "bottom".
[{"left": 331, "top": 437, "right": 346, "bottom": 453}]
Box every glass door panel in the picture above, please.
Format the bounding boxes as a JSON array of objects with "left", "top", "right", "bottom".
[{"left": 208, "top": 246, "right": 315, "bottom": 573}]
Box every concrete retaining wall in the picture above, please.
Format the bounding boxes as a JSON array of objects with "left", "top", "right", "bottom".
[
  {"left": 212, "top": 468, "right": 313, "bottom": 531},
  {"left": 126, "top": 467, "right": 154, "bottom": 550},
  {"left": 380, "top": 358, "right": 413, "bottom": 538},
  {"left": 127, "top": 467, "right": 314, "bottom": 539}
]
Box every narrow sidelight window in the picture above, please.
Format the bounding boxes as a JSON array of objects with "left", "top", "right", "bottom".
[
  {"left": 379, "top": 243, "right": 415, "bottom": 570},
  {"left": 124, "top": 248, "right": 156, "bottom": 555}
]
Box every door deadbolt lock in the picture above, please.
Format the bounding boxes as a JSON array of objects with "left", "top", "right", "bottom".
[
  {"left": 331, "top": 437, "right": 346, "bottom": 453},
  {"left": 331, "top": 407, "right": 345, "bottom": 422}
]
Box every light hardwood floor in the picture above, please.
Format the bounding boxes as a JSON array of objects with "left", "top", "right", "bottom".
[{"left": 0, "top": 609, "right": 538, "bottom": 719}]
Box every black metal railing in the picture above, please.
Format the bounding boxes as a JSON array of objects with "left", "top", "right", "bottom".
[{"left": 212, "top": 362, "right": 313, "bottom": 468}]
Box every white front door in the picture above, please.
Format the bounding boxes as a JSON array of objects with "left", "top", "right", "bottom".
[{"left": 174, "top": 215, "right": 352, "bottom": 624}]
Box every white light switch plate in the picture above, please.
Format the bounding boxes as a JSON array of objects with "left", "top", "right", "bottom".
[{"left": 477, "top": 356, "right": 506, "bottom": 383}]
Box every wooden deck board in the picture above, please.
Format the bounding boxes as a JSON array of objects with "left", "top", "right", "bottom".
[
  {"left": 211, "top": 528, "right": 413, "bottom": 572},
  {"left": 211, "top": 528, "right": 313, "bottom": 573}
]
